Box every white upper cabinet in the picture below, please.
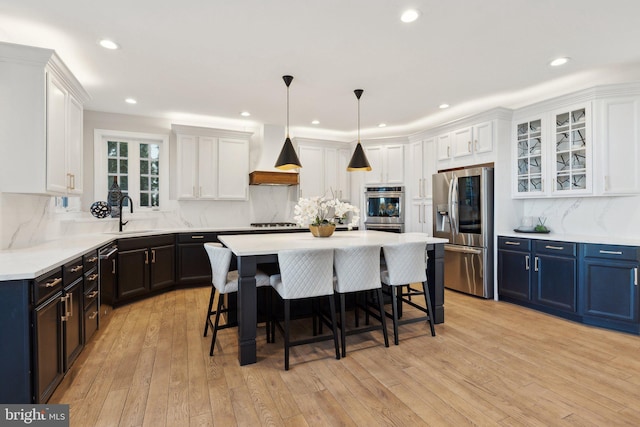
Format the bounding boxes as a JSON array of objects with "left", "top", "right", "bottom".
[
  {"left": 436, "top": 118, "right": 497, "bottom": 169},
  {"left": 408, "top": 137, "right": 435, "bottom": 233},
  {"left": 173, "top": 125, "right": 251, "bottom": 201},
  {"left": 410, "top": 137, "right": 435, "bottom": 200},
  {"left": 595, "top": 96, "right": 640, "bottom": 195},
  {"left": 296, "top": 139, "right": 351, "bottom": 200},
  {"left": 364, "top": 144, "right": 404, "bottom": 184},
  {"left": 0, "top": 42, "right": 89, "bottom": 195}
]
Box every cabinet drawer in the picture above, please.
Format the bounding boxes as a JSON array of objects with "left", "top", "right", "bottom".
[
  {"left": 63, "top": 257, "right": 84, "bottom": 285},
  {"left": 177, "top": 232, "right": 218, "bottom": 243},
  {"left": 583, "top": 244, "right": 639, "bottom": 261},
  {"left": 534, "top": 240, "right": 576, "bottom": 257},
  {"left": 84, "top": 269, "right": 99, "bottom": 291},
  {"left": 498, "top": 236, "right": 531, "bottom": 251},
  {"left": 34, "top": 268, "right": 63, "bottom": 306},
  {"left": 84, "top": 300, "right": 99, "bottom": 342},
  {"left": 83, "top": 251, "right": 99, "bottom": 271},
  {"left": 84, "top": 286, "right": 99, "bottom": 309},
  {"left": 118, "top": 235, "right": 174, "bottom": 251}
]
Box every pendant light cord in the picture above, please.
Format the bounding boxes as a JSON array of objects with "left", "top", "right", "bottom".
[{"left": 286, "top": 84, "right": 290, "bottom": 138}]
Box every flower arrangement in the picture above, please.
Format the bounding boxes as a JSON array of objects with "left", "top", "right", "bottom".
[{"left": 293, "top": 196, "right": 360, "bottom": 230}]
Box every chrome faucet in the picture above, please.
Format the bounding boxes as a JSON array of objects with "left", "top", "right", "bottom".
[{"left": 118, "top": 195, "right": 133, "bottom": 232}]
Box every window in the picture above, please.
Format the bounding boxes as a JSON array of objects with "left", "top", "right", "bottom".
[{"left": 94, "top": 130, "right": 168, "bottom": 210}]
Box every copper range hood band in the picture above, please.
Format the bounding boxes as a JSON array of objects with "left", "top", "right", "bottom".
[{"left": 249, "top": 171, "right": 299, "bottom": 185}]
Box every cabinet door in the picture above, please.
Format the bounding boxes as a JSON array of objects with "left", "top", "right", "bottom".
[
  {"left": 533, "top": 254, "right": 577, "bottom": 313},
  {"left": 410, "top": 141, "right": 424, "bottom": 199},
  {"left": 473, "top": 121, "right": 493, "bottom": 154},
  {"left": 150, "top": 244, "right": 175, "bottom": 290},
  {"left": 66, "top": 95, "right": 83, "bottom": 194},
  {"left": 177, "top": 135, "right": 198, "bottom": 199},
  {"left": 437, "top": 132, "right": 452, "bottom": 161},
  {"left": 422, "top": 137, "right": 436, "bottom": 198},
  {"left": 117, "top": 248, "right": 149, "bottom": 300},
  {"left": 298, "top": 145, "right": 325, "bottom": 197},
  {"left": 218, "top": 138, "right": 248, "bottom": 199},
  {"left": 513, "top": 118, "right": 544, "bottom": 197},
  {"left": 364, "top": 146, "right": 383, "bottom": 184},
  {"left": 336, "top": 148, "right": 351, "bottom": 200},
  {"left": 63, "top": 279, "right": 84, "bottom": 370},
  {"left": 34, "top": 294, "right": 64, "bottom": 403},
  {"left": 550, "top": 104, "right": 591, "bottom": 195},
  {"left": 46, "top": 74, "right": 68, "bottom": 194},
  {"left": 583, "top": 258, "right": 638, "bottom": 323},
  {"left": 177, "top": 243, "right": 212, "bottom": 285},
  {"left": 198, "top": 136, "right": 218, "bottom": 199},
  {"left": 452, "top": 127, "right": 473, "bottom": 158},
  {"left": 324, "top": 147, "right": 338, "bottom": 197},
  {"left": 385, "top": 145, "right": 404, "bottom": 183},
  {"left": 498, "top": 250, "right": 531, "bottom": 301},
  {"left": 598, "top": 97, "right": 640, "bottom": 195}
]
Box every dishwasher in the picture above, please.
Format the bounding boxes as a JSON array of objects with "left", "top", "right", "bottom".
[{"left": 99, "top": 243, "right": 118, "bottom": 327}]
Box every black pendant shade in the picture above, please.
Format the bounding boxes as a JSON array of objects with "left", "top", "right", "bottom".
[
  {"left": 275, "top": 136, "right": 301, "bottom": 170},
  {"left": 275, "top": 75, "right": 302, "bottom": 170},
  {"left": 347, "top": 89, "right": 372, "bottom": 171}
]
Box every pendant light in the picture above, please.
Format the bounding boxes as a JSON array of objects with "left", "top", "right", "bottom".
[
  {"left": 347, "top": 89, "right": 372, "bottom": 171},
  {"left": 274, "top": 75, "right": 302, "bottom": 170}
]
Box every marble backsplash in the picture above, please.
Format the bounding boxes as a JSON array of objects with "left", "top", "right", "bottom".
[
  {"left": 0, "top": 185, "right": 298, "bottom": 250},
  {"left": 522, "top": 195, "right": 640, "bottom": 237}
]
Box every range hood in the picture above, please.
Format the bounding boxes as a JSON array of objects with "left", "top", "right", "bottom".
[{"left": 249, "top": 170, "right": 299, "bottom": 186}]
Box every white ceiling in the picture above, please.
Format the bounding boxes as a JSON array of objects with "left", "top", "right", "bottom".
[{"left": 2, "top": 0, "right": 640, "bottom": 140}]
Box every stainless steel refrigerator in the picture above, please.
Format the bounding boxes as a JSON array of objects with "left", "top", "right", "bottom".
[{"left": 432, "top": 167, "right": 494, "bottom": 298}]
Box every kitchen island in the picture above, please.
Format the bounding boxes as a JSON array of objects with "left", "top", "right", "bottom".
[{"left": 219, "top": 230, "right": 448, "bottom": 365}]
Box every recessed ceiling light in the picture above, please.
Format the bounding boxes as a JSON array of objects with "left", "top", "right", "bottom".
[
  {"left": 550, "top": 57, "right": 570, "bottom": 67},
  {"left": 439, "top": 103, "right": 450, "bottom": 109},
  {"left": 125, "top": 98, "right": 137, "bottom": 104},
  {"left": 378, "top": 123, "right": 387, "bottom": 128},
  {"left": 311, "top": 120, "right": 320, "bottom": 125},
  {"left": 99, "top": 39, "right": 119, "bottom": 50},
  {"left": 240, "top": 111, "right": 251, "bottom": 117},
  {"left": 401, "top": 9, "right": 421, "bottom": 23}
]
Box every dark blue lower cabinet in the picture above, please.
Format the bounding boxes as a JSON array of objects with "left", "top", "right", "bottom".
[
  {"left": 581, "top": 244, "right": 639, "bottom": 334},
  {"left": 498, "top": 237, "right": 532, "bottom": 302},
  {"left": 532, "top": 241, "right": 577, "bottom": 314}
]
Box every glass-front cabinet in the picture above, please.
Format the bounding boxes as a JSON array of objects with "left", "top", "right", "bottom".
[
  {"left": 552, "top": 106, "right": 591, "bottom": 194},
  {"left": 516, "top": 118, "right": 543, "bottom": 195},
  {"left": 513, "top": 103, "right": 591, "bottom": 198}
]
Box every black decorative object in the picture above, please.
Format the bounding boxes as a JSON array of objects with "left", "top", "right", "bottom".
[
  {"left": 347, "top": 89, "right": 372, "bottom": 171},
  {"left": 275, "top": 75, "right": 302, "bottom": 170},
  {"left": 108, "top": 176, "right": 123, "bottom": 218},
  {"left": 90, "top": 201, "right": 111, "bottom": 218}
]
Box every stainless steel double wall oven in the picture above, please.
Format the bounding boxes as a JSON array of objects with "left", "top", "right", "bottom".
[{"left": 364, "top": 186, "right": 405, "bottom": 233}]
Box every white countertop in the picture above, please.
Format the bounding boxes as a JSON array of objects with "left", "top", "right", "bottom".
[
  {"left": 498, "top": 231, "right": 640, "bottom": 246},
  {"left": 0, "top": 225, "right": 352, "bottom": 281},
  {"left": 219, "top": 230, "right": 448, "bottom": 256}
]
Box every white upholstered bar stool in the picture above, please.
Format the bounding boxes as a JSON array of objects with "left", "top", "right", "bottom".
[
  {"left": 381, "top": 241, "right": 436, "bottom": 345},
  {"left": 333, "top": 245, "right": 389, "bottom": 357},
  {"left": 203, "top": 243, "right": 271, "bottom": 356},
  {"left": 270, "top": 248, "right": 340, "bottom": 370}
]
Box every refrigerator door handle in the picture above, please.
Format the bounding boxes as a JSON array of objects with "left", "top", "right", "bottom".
[
  {"left": 445, "top": 244, "right": 482, "bottom": 255},
  {"left": 450, "top": 176, "right": 459, "bottom": 235}
]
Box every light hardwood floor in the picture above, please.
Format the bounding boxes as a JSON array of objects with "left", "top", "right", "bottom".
[{"left": 50, "top": 286, "right": 640, "bottom": 426}]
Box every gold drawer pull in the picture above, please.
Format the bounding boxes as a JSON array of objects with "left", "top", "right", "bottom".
[
  {"left": 44, "top": 277, "right": 62, "bottom": 288},
  {"left": 70, "top": 265, "right": 83, "bottom": 273},
  {"left": 89, "top": 311, "right": 99, "bottom": 320}
]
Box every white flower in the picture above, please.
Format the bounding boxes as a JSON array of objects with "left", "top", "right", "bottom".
[{"left": 293, "top": 197, "right": 360, "bottom": 229}]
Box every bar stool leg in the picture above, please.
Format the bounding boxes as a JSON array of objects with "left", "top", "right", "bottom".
[
  {"left": 339, "top": 293, "right": 347, "bottom": 357},
  {"left": 377, "top": 287, "right": 389, "bottom": 347},
  {"left": 204, "top": 286, "right": 216, "bottom": 337},
  {"left": 422, "top": 281, "right": 436, "bottom": 336},
  {"left": 284, "top": 299, "right": 291, "bottom": 371},
  {"left": 390, "top": 285, "right": 400, "bottom": 345},
  {"left": 328, "top": 294, "right": 341, "bottom": 360}
]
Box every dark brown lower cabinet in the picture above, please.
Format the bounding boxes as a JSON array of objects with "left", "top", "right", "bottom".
[
  {"left": 34, "top": 292, "right": 64, "bottom": 404},
  {"left": 116, "top": 235, "right": 175, "bottom": 305}
]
